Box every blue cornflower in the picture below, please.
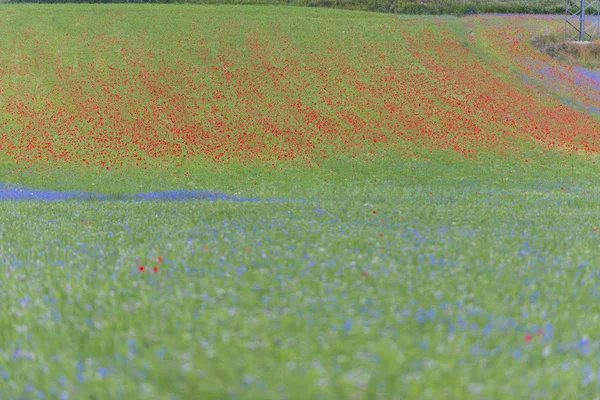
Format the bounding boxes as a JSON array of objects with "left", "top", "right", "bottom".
[{"left": 343, "top": 318, "right": 352, "bottom": 333}]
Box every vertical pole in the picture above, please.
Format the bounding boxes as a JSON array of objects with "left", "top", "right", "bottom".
[
  {"left": 566, "top": 0, "right": 572, "bottom": 41},
  {"left": 580, "top": 0, "right": 585, "bottom": 41}
]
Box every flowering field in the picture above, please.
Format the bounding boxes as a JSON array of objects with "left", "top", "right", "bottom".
[{"left": 1, "top": 5, "right": 600, "bottom": 399}]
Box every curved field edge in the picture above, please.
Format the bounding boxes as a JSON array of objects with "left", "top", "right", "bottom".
[{"left": 0, "top": 6, "right": 599, "bottom": 199}]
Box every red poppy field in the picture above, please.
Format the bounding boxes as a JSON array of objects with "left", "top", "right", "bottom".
[{"left": 0, "top": 6, "right": 599, "bottom": 195}]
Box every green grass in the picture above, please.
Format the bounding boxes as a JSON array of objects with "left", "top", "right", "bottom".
[
  {"left": 1, "top": 5, "right": 600, "bottom": 399},
  {"left": 3, "top": 179, "right": 600, "bottom": 399}
]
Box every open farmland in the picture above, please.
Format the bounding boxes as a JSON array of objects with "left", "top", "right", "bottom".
[{"left": 1, "top": 5, "right": 600, "bottom": 399}]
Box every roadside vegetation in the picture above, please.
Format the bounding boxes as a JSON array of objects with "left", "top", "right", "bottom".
[{"left": 532, "top": 30, "right": 600, "bottom": 69}]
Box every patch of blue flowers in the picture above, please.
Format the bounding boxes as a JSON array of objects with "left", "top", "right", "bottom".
[
  {"left": 0, "top": 184, "right": 110, "bottom": 201},
  {"left": 0, "top": 184, "right": 267, "bottom": 202},
  {"left": 574, "top": 66, "right": 600, "bottom": 86}
]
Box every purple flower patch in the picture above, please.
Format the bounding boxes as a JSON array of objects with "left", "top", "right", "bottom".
[{"left": 0, "top": 184, "right": 273, "bottom": 202}]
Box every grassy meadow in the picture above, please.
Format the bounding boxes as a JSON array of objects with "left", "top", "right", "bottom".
[{"left": 1, "top": 5, "right": 600, "bottom": 399}]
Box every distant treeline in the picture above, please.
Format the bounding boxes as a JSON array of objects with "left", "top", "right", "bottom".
[{"left": 1, "top": 0, "right": 592, "bottom": 16}]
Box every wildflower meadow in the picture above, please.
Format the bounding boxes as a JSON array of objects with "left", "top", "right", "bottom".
[{"left": 0, "top": 5, "right": 600, "bottom": 399}]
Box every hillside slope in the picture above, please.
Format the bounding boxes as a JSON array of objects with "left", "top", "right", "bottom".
[{"left": 0, "top": 6, "right": 598, "bottom": 195}]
